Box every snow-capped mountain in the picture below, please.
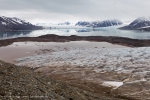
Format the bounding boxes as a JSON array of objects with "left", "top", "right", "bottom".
[
  {"left": 75, "top": 21, "right": 91, "bottom": 27},
  {"left": 119, "top": 17, "right": 150, "bottom": 30},
  {"left": 58, "top": 22, "right": 70, "bottom": 25},
  {"left": 0, "top": 16, "right": 42, "bottom": 31},
  {"left": 75, "top": 19, "right": 123, "bottom": 27},
  {"left": 92, "top": 19, "right": 123, "bottom": 27}
]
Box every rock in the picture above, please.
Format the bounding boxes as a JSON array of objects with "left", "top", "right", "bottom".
[
  {"left": 143, "top": 80, "right": 150, "bottom": 88},
  {"left": 0, "top": 60, "right": 124, "bottom": 100}
]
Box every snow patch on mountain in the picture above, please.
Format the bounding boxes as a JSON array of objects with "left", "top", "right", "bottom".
[
  {"left": 2, "top": 22, "right": 6, "bottom": 25},
  {"left": 11, "top": 17, "right": 30, "bottom": 24}
]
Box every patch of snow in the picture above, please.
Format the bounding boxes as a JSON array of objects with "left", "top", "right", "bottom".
[
  {"left": 137, "top": 26, "right": 150, "bottom": 29},
  {"left": 11, "top": 17, "right": 23, "bottom": 24},
  {"left": 2, "top": 22, "right": 7, "bottom": 25},
  {"left": 102, "top": 81, "right": 123, "bottom": 89}
]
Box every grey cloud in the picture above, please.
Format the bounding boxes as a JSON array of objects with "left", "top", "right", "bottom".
[{"left": 0, "top": 0, "right": 150, "bottom": 23}]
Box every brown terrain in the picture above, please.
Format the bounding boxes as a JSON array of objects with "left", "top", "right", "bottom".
[
  {"left": 0, "top": 60, "right": 126, "bottom": 100},
  {"left": 0, "top": 34, "right": 150, "bottom": 47},
  {"left": 0, "top": 35, "right": 150, "bottom": 100}
]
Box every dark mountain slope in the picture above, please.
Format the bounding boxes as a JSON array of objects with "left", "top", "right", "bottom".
[
  {"left": 0, "top": 16, "right": 42, "bottom": 31},
  {"left": 119, "top": 17, "right": 150, "bottom": 30}
]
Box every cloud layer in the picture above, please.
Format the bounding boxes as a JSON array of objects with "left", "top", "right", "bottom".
[{"left": 0, "top": 0, "right": 150, "bottom": 24}]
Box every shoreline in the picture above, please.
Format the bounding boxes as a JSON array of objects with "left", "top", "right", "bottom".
[{"left": 0, "top": 34, "right": 150, "bottom": 47}]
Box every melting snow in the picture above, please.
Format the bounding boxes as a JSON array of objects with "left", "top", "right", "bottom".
[
  {"left": 102, "top": 81, "right": 123, "bottom": 89},
  {"left": 15, "top": 47, "right": 150, "bottom": 82}
]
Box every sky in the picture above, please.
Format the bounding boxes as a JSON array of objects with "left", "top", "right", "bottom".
[{"left": 0, "top": 0, "right": 150, "bottom": 24}]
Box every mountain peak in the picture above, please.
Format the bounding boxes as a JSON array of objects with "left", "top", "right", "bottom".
[
  {"left": 0, "top": 15, "right": 42, "bottom": 31},
  {"left": 134, "top": 17, "right": 150, "bottom": 22},
  {"left": 129, "top": 17, "right": 150, "bottom": 26},
  {"left": 119, "top": 17, "right": 150, "bottom": 30}
]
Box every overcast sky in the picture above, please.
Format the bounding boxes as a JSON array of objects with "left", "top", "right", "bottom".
[{"left": 0, "top": 0, "right": 150, "bottom": 24}]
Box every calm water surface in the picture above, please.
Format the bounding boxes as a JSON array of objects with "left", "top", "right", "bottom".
[{"left": 0, "top": 28, "right": 150, "bottom": 40}]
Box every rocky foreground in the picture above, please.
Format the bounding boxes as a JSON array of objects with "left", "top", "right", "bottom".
[
  {"left": 0, "top": 60, "right": 126, "bottom": 100},
  {"left": 15, "top": 46, "right": 150, "bottom": 100}
]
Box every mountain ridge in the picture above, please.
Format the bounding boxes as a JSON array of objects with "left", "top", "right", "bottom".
[
  {"left": 119, "top": 17, "right": 150, "bottom": 30},
  {"left": 75, "top": 19, "right": 123, "bottom": 27},
  {"left": 0, "top": 16, "right": 42, "bottom": 31}
]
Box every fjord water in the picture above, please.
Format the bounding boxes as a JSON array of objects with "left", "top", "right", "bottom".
[{"left": 0, "top": 28, "right": 150, "bottom": 40}]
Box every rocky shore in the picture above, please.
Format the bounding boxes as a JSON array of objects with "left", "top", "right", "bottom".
[
  {"left": 0, "top": 60, "right": 126, "bottom": 100},
  {"left": 0, "top": 34, "right": 150, "bottom": 47}
]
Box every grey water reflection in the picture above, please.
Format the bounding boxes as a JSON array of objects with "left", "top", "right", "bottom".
[
  {"left": 0, "top": 31, "right": 32, "bottom": 40},
  {"left": 0, "top": 28, "right": 150, "bottom": 40}
]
